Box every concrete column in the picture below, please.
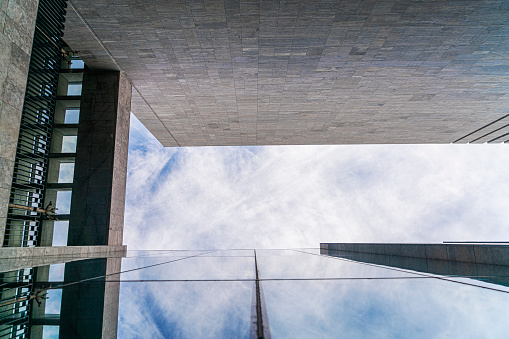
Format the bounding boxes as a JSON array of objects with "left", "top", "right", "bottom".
[
  {"left": 68, "top": 69, "right": 131, "bottom": 246},
  {"left": 57, "top": 255, "right": 123, "bottom": 339},
  {"left": 102, "top": 257, "right": 122, "bottom": 339},
  {"left": 0, "top": 0, "right": 40, "bottom": 245}
]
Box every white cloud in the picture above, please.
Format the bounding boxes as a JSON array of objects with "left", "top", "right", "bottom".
[
  {"left": 124, "top": 115, "right": 509, "bottom": 250},
  {"left": 118, "top": 252, "right": 252, "bottom": 338}
]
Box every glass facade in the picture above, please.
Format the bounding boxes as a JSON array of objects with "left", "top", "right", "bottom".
[
  {"left": 1, "top": 247, "right": 509, "bottom": 337},
  {"left": 113, "top": 249, "right": 509, "bottom": 337}
]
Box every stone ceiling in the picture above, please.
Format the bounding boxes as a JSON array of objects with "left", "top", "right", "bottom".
[{"left": 63, "top": 0, "right": 509, "bottom": 146}]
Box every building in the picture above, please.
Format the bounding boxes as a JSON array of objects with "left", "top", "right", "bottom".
[
  {"left": 62, "top": 0, "right": 509, "bottom": 146},
  {"left": 1, "top": 0, "right": 127, "bottom": 337},
  {"left": 321, "top": 242, "right": 509, "bottom": 289},
  {"left": 0, "top": 0, "right": 508, "bottom": 338},
  {"left": 3, "top": 0, "right": 508, "bottom": 246}
]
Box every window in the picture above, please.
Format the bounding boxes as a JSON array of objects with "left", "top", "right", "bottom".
[
  {"left": 64, "top": 108, "right": 80, "bottom": 124},
  {"left": 42, "top": 325, "right": 59, "bottom": 339},
  {"left": 51, "top": 221, "right": 69, "bottom": 246},
  {"left": 67, "top": 82, "right": 82, "bottom": 96},
  {"left": 48, "top": 263, "right": 65, "bottom": 281},
  {"left": 57, "top": 162, "right": 75, "bottom": 183},
  {"left": 44, "top": 289, "right": 62, "bottom": 314},
  {"left": 61, "top": 135, "right": 77, "bottom": 153},
  {"left": 70, "top": 59, "right": 85, "bottom": 69},
  {"left": 55, "top": 191, "right": 72, "bottom": 214}
]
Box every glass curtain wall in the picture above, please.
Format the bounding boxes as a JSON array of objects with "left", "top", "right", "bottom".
[
  {"left": 2, "top": 248, "right": 509, "bottom": 338},
  {"left": 114, "top": 249, "right": 509, "bottom": 338}
]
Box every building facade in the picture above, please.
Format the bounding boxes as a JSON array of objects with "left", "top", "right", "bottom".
[
  {"left": 0, "top": 0, "right": 508, "bottom": 338},
  {"left": 1, "top": 0, "right": 128, "bottom": 337},
  {"left": 2, "top": 0, "right": 508, "bottom": 249}
]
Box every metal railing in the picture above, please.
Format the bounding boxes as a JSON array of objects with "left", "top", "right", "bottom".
[
  {"left": 0, "top": 269, "right": 34, "bottom": 338},
  {"left": 2, "top": 0, "right": 67, "bottom": 337},
  {"left": 4, "top": 0, "right": 68, "bottom": 249}
]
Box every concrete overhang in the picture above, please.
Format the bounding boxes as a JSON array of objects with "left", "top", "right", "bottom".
[{"left": 62, "top": 0, "right": 509, "bottom": 146}]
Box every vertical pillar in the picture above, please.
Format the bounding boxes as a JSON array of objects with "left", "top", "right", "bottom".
[
  {"left": 250, "top": 250, "right": 271, "bottom": 339},
  {"left": 59, "top": 257, "right": 122, "bottom": 339},
  {"left": 102, "top": 257, "right": 122, "bottom": 338},
  {"left": 0, "top": 0, "right": 40, "bottom": 245},
  {"left": 59, "top": 258, "right": 108, "bottom": 338},
  {"left": 68, "top": 69, "right": 131, "bottom": 246}
]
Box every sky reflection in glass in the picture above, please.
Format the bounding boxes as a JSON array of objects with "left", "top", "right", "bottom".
[
  {"left": 264, "top": 279, "right": 509, "bottom": 338},
  {"left": 116, "top": 249, "right": 509, "bottom": 338}
]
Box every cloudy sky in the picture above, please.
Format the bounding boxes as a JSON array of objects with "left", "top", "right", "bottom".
[
  {"left": 118, "top": 115, "right": 509, "bottom": 338},
  {"left": 123, "top": 114, "right": 509, "bottom": 251}
]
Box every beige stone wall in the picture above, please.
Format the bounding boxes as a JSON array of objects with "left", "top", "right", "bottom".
[
  {"left": 0, "top": 0, "right": 39, "bottom": 245},
  {"left": 0, "top": 245, "right": 127, "bottom": 272}
]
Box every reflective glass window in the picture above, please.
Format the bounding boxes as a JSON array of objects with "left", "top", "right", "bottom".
[
  {"left": 58, "top": 162, "right": 74, "bottom": 183},
  {"left": 55, "top": 191, "right": 72, "bottom": 214},
  {"left": 45, "top": 289, "right": 62, "bottom": 315},
  {"left": 61, "top": 135, "right": 77, "bottom": 153},
  {"left": 42, "top": 325, "right": 59, "bottom": 339},
  {"left": 67, "top": 82, "right": 82, "bottom": 96},
  {"left": 48, "top": 263, "right": 65, "bottom": 281},
  {"left": 52, "top": 221, "right": 69, "bottom": 246},
  {"left": 64, "top": 109, "right": 80, "bottom": 124},
  {"left": 70, "top": 59, "right": 85, "bottom": 69}
]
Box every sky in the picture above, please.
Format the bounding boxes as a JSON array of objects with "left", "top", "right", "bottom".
[
  {"left": 123, "top": 114, "right": 509, "bottom": 251},
  {"left": 117, "top": 115, "right": 509, "bottom": 338}
]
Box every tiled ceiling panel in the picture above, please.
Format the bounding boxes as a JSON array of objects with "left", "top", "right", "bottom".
[{"left": 64, "top": 0, "right": 509, "bottom": 146}]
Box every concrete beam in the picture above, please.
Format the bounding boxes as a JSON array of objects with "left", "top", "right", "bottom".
[
  {"left": 63, "top": 0, "right": 509, "bottom": 146},
  {"left": 320, "top": 243, "right": 509, "bottom": 266},
  {"left": 321, "top": 243, "right": 509, "bottom": 289},
  {"left": 0, "top": 245, "right": 127, "bottom": 272}
]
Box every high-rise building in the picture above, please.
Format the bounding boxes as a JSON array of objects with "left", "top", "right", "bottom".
[
  {"left": 0, "top": 0, "right": 508, "bottom": 338},
  {"left": 1, "top": 0, "right": 127, "bottom": 337}
]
